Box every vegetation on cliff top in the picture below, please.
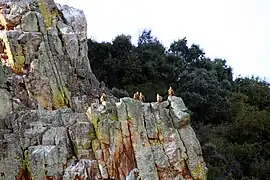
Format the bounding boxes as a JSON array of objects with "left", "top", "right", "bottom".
[{"left": 87, "top": 29, "right": 270, "bottom": 180}]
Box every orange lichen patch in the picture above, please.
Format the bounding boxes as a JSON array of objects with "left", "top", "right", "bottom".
[
  {"left": 109, "top": 120, "right": 137, "bottom": 179},
  {"left": 0, "top": 24, "right": 4, "bottom": 30},
  {"left": 5, "top": 20, "right": 16, "bottom": 30},
  {"left": 114, "top": 135, "right": 137, "bottom": 179},
  {"left": 0, "top": 14, "right": 25, "bottom": 74},
  {"left": 44, "top": 176, "right": 62, "bottom": 180},
  {"left": 180, "top": 167, "right": 192, "bottom": 179},
  {"left": 179, "top": 160, "right": 193, "bottom": 180},
  {"left": 155, "top": 166, "right": 176, "bottom": 179},
  {"left": 87, "top": 161, "right": 101, "bottom": 179},
  {"left": 16, "top": 167, "right": 32, "bottom": 180},
  {"left": 74, "top": 175, "right": 84, "bottom": 180},
  {"left": 0, "top": 7, "right": 18, "bottom": 31},
  {"left": 45, "top": 176, "right": 54, "bottom": 180},
  {"left": 102, "top": 144, "right": 110, "bottom": 160},
  {"left": 11, "top": 68, "right": 26, "bottom": 75}
]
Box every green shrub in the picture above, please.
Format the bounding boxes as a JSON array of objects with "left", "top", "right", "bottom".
[{"left": 111, "top": 87, "right": 129, "bottom": 98}]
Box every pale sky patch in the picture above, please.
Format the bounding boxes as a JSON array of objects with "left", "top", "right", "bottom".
[{"left": 55, "top": 0, "right": 270, "bottom": 81}]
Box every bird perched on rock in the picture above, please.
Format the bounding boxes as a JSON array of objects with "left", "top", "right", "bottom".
[
  {"left": 133, "top": 91, "right": 140, "bottom": 100},
  {"left": 168, "top": 86, "right": 174, "bottom": 96},
  {"left": 139, "top": 92, "right": 145, "bottom": 102},
  {"left": 100, "top": 93, "right": 107, "bottom": 105},
  {"left": 157, "top": 94, "right": 163, "bottom": 103}
]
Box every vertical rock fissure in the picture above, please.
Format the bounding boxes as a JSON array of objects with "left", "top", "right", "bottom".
[
  {"left": 62, "top": 8, "right": 81, "bottom": 70},
  {"left": 115, "top": 124, "right": 124, "bottom": 179},
  {"left": 92, "top": 116, "right": 107, "bottom": 179},
  {"left": 117, "top": 119, "right": 136, "bottom": 179},
  {"left": 16, "top": 112, "right": 32, "bottom": 179},
  {"left": 123, "top": 101, "right": 138, "bottom": 170},
  {"left": 154, "top": 104, "right": 175, "bottom": 169},
  {"left": 40, "top": 33, "right": 61, "bottom": 90},
  {"left": 142, "top": 103, "right": 164, "bottom": 178},
  {"left": 17, "top": 147, "right": 32, "bottom": 180},
  {"left": 55, "top": 25, "right": 73, "bottom": 69},
  {"left": 167, "top": 107, "right": 194, "bottom": 178},
  {"left": 42, "top": 31, "right": 70, "bottom": 108},
  {"left": 45, "top": 32, "right": 65, "bottom": 87},
  {"left": 32, "top": 5, "right": 69, "bottom": 109},
  {"left": 66, "top": 126, "right": 78, "bottom": 160},
  {"left": 168, "top": 108, "right": 189, "bottom": 154}
]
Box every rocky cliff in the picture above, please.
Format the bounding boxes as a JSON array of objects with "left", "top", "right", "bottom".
[{"left": 0, "top": 0, "right": 207, "bottom": 179}]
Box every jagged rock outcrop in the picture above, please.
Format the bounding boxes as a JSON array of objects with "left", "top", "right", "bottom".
[
  {"left": 81, "top": 96, "right": 207, "bottom": 180},
  {"left": 0, "top": 0, "right": 101, "bottom": 114},
  {"left": 0, "top": 96, "right": 207, "bottom": 180},
  {"left": 0, "top": 0, "right": 207, "bottom": 179}
]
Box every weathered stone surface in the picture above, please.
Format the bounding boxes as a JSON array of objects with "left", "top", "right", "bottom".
[
  {"left": 0, "top": 0, "right": 207, "bottom": 179},
  {"left": 0, "top": 0, "right": 100, "bottom": 111},
  {"left": 0, "top": 89, "right": 12, "bottom": 118},
  {"left": 1, "top": 96, "right": 208, "bottom": 179},
  {"left": 84, "top": 96, "right": 207, "bottom": 180}
]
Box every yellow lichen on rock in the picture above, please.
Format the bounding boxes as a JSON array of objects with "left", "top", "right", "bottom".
[
  {"left": 88, "top": 130, "right": 97, "bottom": 141},
  {"left": 91, "top": 139, "right": 101, "bottom": 152},
  {"left": 180, "top": 158, "right": 186, "bottom": 169},
  {"left": 40, "top": 95, "right": 48, "bottom": 109},
  {"left": 13, "top": 53, "right": 26, "bottom": 72},
  {"left": 52, "top": 86, "right": 70, "bottom": 109},
  {"left": 110, "top": 113, "right": 118, "bottom": 121},
  {"left": 37, "top": 0, "right": 58, "bottom": 28},
  {"left": 190, "top": 161, "right": 207, "bottom": 180},
  {"left": 86, "top": 107, "right": 106, "bottom": 153},
  {"left": 34, "top": 92, "right": 52, "bottom": 110},
  {"left": 181, "top": 115, "right": 190, "bottom": 127},
  {"left": 148, "top": 139, "right": 163, "bottom": 147},
  {"left": 0, "top": 12, "right": 7, "bottom": 30}
]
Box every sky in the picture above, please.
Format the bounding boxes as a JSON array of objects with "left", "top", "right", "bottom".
[{"left": 55, "top": 0, "right": 270, "bottom": 81}]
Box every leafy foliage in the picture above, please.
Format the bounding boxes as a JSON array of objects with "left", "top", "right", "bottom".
[
  {"left": 88, "top": 29, "right": 270, "bottom": 179},
  {"left": 110, "top": 87, "right": 129, "bottom": 99}
]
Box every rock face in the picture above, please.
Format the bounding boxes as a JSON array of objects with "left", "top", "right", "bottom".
[
  {"left": 0, "top": 0, "right": 100, "bottom": 114},
  {"left": 0, "top": 0, "right": 207, "bottom": 179},
  {"left": 0, "top": 96, "right": 207, "bottom": 180},
  {"left": 83, "top": 97, "right": 207, "bottom": 180}
]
